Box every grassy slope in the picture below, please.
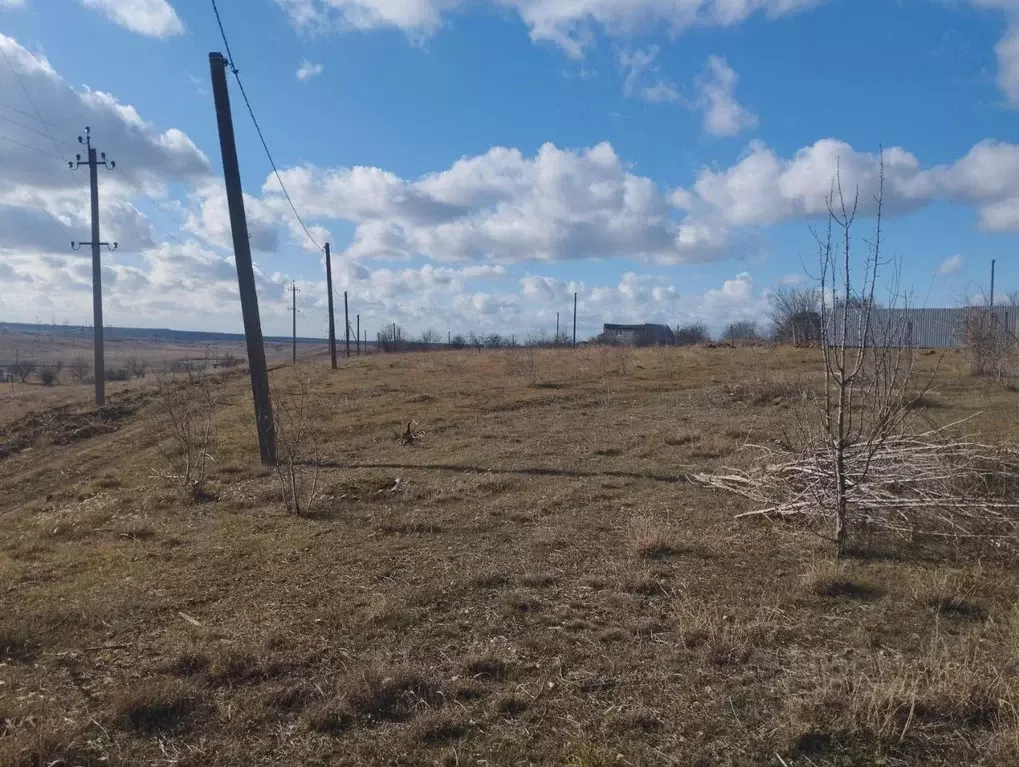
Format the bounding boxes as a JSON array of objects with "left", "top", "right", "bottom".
[{"left": 1, "top": 346, "right": 1018, "bottom": 766}]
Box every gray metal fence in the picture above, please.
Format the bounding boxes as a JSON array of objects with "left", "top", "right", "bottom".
[{"left": 826, "top": 306, "right": 1019, "bottom": 349}]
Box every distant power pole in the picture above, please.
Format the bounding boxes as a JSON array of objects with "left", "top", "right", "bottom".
[
  {"left": 69, "top": 126, "right": 116, "bottom": 408},
  {"left": 556, "top": 311, "right": 560, "bottom": 344},
  {"left": 325, "top": 242, "right": 337, "bottom": 369},
  {"left": 991, "top": 259, "right": 996, "bottom": 308},
  {"left": 289, "top": 282, "right": 300, "bottom": 364},
  {"left": 356, "top": 314, "right": 360, "bottom": 356},
  {"left": 573, "top": 293, "right": 578, "bottom": 348},
  {"left": 344, "top": 291, "right": 350, "bottom": 358},
  {"left": 209, "top": 51, "right": 276, "bottom": 465}
]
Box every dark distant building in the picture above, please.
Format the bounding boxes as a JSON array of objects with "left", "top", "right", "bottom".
[{"left": 601, "top": 323, "right": 675, "bottom": 347}]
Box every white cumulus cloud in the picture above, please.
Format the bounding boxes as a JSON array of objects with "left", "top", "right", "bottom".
[
  {"left": 938, "top": 254, "right": 964, "bottom": 275},
  {"left": 296, "top": 60, "right": 325, "bottom": 80},
  {"left": 696, "top": 55, "right": 757, "bottom": 137},
  {"left": 80, "top": 0, "right": 184, "bottom": 37},
  {"left": 264, "top": 141, "right": 729, "bottom": 265},
  {"left": 274, "top": 0, "right": 824, "bottom": 56}
]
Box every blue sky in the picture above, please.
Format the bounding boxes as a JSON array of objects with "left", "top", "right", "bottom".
[{"left": 2, "top": 0, "right": 1019, "bottom": 338}]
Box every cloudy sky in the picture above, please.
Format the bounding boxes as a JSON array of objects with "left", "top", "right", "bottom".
[{"left": 1, "top": 0, "right": 1018, "bottom": 339}]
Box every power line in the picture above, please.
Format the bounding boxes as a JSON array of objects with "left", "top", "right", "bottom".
[
  {"left": 0, "top": 133, "right": 66, "bottom": 161},
  {"left": 210, "top": 0, "right": 323, "bottom": 253},
  {"left": 0, "top": 112, "right": 73, "bottom": 147},
  {"left": 0, "top": 42, "right": 60, "bottom": 153},
  {"left": 0, "top": 102, "right": 64, "bottom": 130},
  {"left": 113, "top": 166, "right": 192, "bottom": 240}
]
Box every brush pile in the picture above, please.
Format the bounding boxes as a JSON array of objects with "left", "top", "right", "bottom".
[{"left": 694, "top": 423, "right": 1019, "bottom": 545}]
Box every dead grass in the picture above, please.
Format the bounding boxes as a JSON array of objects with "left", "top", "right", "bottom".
[
  {"left": 0, "top": 346, "right": 1016, "bottom": 764},
  {"left": 112, "top": 678, "right": 203, "bottom": 733}
]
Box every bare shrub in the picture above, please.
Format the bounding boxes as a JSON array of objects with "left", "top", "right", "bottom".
[
  {"left": 125, "top": 357, "right": 148, "bottom": 379},
  {"left": 723, "top": 321, "right": 758, "bottom": 343},
  {"left": 509, "top": 345, "right": 538, "bottom": 383},
  {"left": 769, "top": 286, "right": 822, "bottom": 346},
  {"left": 148, "top": 373, "right": 219, "bottom": 501},
  {"left": 675, "top": 323, "right": 710, "bottom": 346},
  {"left": 68, "top": 356, "right": 89, "bottom": 383},
  {"left": 697, "top": 157, "right": 959, "bottom": 556},
  {"left": 105, "top": 367, "right": 130, "bottom": 382},
  {"left": 12, "top": 361, "right": 35, "bottom": 383},
  {"left": 961, "top": 308, "right": 1019, "bottom": 386},
  {"left": 272, "top": 371, "right": 322, "bottom": 515},
  {"left": 39, "top": 369, "right": 57, "bottom": 387},
  {"left": 217, "top": 352, "right": 242, "bottom": 369}
]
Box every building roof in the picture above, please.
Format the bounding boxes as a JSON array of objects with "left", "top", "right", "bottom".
[{"left": 603, "top": 323, "right": 672, "bottom": 331}]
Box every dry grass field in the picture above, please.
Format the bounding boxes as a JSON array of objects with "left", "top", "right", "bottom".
[
  {"left": 0, "top": 332, "right": 328, "bottom": 430},
  {"left": 2, "top": 345, "right": 1019, "bottom": 765}
]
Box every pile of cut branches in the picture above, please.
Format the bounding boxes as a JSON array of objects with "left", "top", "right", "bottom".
[{"left": 694, "top": 422, "right": 1019, "bottom": 546}]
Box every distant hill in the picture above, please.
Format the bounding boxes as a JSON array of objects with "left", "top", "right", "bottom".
[{"left": 0, "top": 322, "right": 327, "bottom": 346}]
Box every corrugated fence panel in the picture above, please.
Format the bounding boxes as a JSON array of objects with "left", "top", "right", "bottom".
[{"left": 826, "top": 307, "right": 1017, "bottom": 349}]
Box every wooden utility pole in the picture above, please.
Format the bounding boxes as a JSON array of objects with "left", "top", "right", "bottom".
[
  {"left": 991, "top": 259, "right": 997, "bottom": 308},
  {"left": 325, "top": 242, "right": 337, "bottom": 369},
  {"left": 356, "top": 314, "right": 360, "bottom": 355},
  {"left": 344, "top": 291, "right": 350, "bottom": 358},
  {"left": 69, "top": 126, "right": 116, "bottom": 408},
  {"left": 573, "top": 293, "right": 578, "bottom": 348},
  {"left": 209, "top": 52, "right": 276, "bottom": 464},
  {"left": 289, "top": 282, "right": 300, "bottom": 365},
  {"left": 556, "top": 311, "right": 560, "bottom": 345}
]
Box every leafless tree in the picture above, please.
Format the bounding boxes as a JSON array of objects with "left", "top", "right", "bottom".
[
  {"left": 218, "top": 352, "right": 242, "bottom": 369},
  {"left": 815, "top": 156, "right": 928, "bottom": 555},
  {"left": 12, "top": 361, "right": 35, "bottom": 383},
  {"left": 449, "top": 334, "right": 467, "bottom": 349},
  {"left": 675, "top": 323, "right": 710, "bottom": 346},
  {"left": 148, "top": 373, "right": 219, "bottom": 501},
  {"left": 723, "top": 321, "right": 758, "bottom": 343},
  {"left": 68, "top": 356, "right": 89, "bottom": 383},
  {"left": 379, "top": 325, "right": 405, "bottom": 352},
  {"left": 419, "top": 328, "right": 441, "bottom": 346},
  {"left": 768, "top": 286, "right": 822, "bottom": 346},
  {"left": 125, "top": 357, "right": 148, "bottom": 379},
  {"left": 272, "top": 371, "right": 322, "bottom": 515}
]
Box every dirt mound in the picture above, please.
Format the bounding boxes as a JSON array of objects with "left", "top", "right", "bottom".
[{"left": 0, "top": 391, "right": 146, "bottom": 460}]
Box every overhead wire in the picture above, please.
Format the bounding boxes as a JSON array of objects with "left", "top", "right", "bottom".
[
  {"left": 0, "top": 133, "right": 66, "bottom": 161},
  {"left": 210, "top": 0, "right": 324, "bottom": 253},
  {"left": 1, "top": 91, "right": 193, "bottom": 247},
  {"left": 0, "top": 41, "right": 61, "bottom": 153},
  {"left": 0, "top": 101, "right": 64, "bottom": 130},
  {"left": 0, "top": 111, "right": 74, "bottom": 147}
]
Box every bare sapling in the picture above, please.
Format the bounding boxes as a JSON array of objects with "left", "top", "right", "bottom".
[
  {"left": 271, "top": 371, "right": 322, "bottom": 515},
  {"left": 693, "top": 156, "right": 1009, "bottom": 556},
  {"left": 149, "top": 372, "right": 220, "bottom": 502},
  {"left": 815, "top": 157, "right": 936, "bottom": 553}
]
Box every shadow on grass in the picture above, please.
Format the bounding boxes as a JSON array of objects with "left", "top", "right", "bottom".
[{"left": 306, "top": 460, "right": 691, "bottom": 485}]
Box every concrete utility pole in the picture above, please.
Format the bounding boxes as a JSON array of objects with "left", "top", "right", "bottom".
[
  {"left": 991, "top": 259, "right": 997, "bottom": 308},
  {"left": 356, "top": 314, "right": 360, "bottom": 355},
  {"left": 69, "top": 126, "right": 116, "bottom": 408},
  {"left": 325, "top": 242, "right": 337, "bottom": 369},
  {"left": 289, "top": 282, "right": 300, "bottom": 365},
  {"left": 344, "top": 291, "right": 350, "bottom": 358},
  {"left": 209, "top": 51, "right": 276, "bottom": 464},
  {"left": 573, "top": 293, "right": 578, "bottom": 348},
  {"left": 556, "top": 311, "right": 560, "bottom": 345}
]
